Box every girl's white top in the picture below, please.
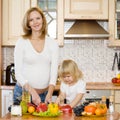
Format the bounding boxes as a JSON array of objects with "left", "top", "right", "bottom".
[
  {"left": 60, "top": 80, "right": 86, "bottom": 104},
  {"left": 14, "top": 36, "right": 59, "bottom": 89}
]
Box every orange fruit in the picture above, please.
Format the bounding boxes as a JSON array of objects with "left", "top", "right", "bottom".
[
  {"left": 95, "top": 108, "right": 102, "bottom": 115},
  {"left": 28, "top": 106, "right": 35, "bottom": 113},
  {"left": 97, "top": 104, "right": 107, "bottom": 114},
  {"left": 84, "top": 105, "right": 97, "bottom": 115}
]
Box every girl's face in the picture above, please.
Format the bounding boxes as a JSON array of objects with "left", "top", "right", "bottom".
[
  {"left": 28, "top": 11, "right": 43, "bottom": 32},
  {"left": 63, "top": 74, "right": 75, "bottom": 85}
]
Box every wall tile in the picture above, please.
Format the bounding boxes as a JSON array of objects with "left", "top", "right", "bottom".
[{"left": 2, "top": 40, "right": 119, "bottom": 84}]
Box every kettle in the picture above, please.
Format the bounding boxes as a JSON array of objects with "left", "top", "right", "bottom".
[{"left": 6, "top": 63, "right": 17, "bottom": 85}]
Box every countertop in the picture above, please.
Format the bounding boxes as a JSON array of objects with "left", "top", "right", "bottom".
[
  {"left": 1, "top": 82, "right": 120, "bottom": 90},
  {"left": 1, "top": 112, "right": 120, "bottom": 120},
  {"left": 56, "top": 82, "right": 120, "bottom": 90}
]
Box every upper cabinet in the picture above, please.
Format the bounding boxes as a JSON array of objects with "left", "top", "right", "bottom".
[
  {"left": 2, "top": 0, "right": 63, "bottom": 46},
  {"left": 58, "top": 0, "right": 110, "bottom": 46},
  {"left": 64, "top": 0, "right": 109, "bottom": 20},
  {"left": 2, "top": 0, "right": 37, "bottom": 46},
  {"left": 2, "top": 0, "right": 119, "bottom": 47},
  {"left": 0, "top": 0, "right": 2, "bottom": 86},
  {"left": 109, "top": 0, "right": 120, "bottom": 47}
]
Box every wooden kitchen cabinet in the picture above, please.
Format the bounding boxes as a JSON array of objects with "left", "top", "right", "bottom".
[
  {"left": 58, "top": 0, "right": 110, "bottom": 46},
  {"left": 64, "top": 0, "right": 109, "bottom": 20},
  {"left": 109, "top": 0, "right": 120, "bottom": 47},
  {"left": 2, "top": 0, "right": 37, "bottom": 46},
  {"left": 1, "top": 0, "right": 64, "bottom": 46},
  {"left": 114, "top": 90, "right": 120, "bottom": 112},
  {"left": 0, "top": 0, "right": 2, "bottom": 85},
  {"left": 0, "top": 89, "right": 13, "bottom": 117}
]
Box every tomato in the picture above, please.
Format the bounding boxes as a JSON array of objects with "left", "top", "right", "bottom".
[
  {"left": 111, "top": 77, "right": 118, "bottom": 83},
  {"left": 36, "top": 103, "right": 48, "bottom": 112},
  {"left": 59, "top": 104, "right": 72, "bottom": 113},
  {"left": 84, "top": 105, "right": 97, "bottom": 115},
  {"left": 117, "top": 78, "right": 120, "bottom": 83}
]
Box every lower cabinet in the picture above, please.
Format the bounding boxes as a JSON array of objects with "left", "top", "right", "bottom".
[
  {"left": 0, "top": 89, "right": 13, "bottom": 117},
  {"left": 114, "top": 90, "right": 120, "bottom": 112}
]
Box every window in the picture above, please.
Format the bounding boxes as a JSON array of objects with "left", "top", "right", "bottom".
[{"left": 38, "top": 0, "right": 57, "bottom": 39}]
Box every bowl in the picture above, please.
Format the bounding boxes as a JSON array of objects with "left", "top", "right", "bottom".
[{"left": 112, "top": 83, "right": 120, "bottom": 86}]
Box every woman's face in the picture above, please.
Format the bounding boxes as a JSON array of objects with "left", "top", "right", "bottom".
[
  {"left": 63, "top": 74, "right": 74, "bottom": 85},
  {"left": 28, "top": 11, "right": 43, "bottom": 32}
]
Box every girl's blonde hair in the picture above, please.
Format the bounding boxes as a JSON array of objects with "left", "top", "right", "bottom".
[
  {"left": 22, "top": 7, "right": 47, "bottom": 39},
  {"left": 58, "top": 60, "right": 83, "bottom": 82}
]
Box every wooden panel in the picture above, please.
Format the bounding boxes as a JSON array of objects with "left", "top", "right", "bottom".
[
  {"left": 2, "top": 0, "right": 31, "bottom": 46},
  {"left": 0, "top": 0, "right": 1, "bottom": 116},
  {"left": 64, "top": 0, "right": 108, "bottom": 20},
  {"left": 0, "top": 0, "right": 1, "bottom": 85},
  {"left": 115, "top": 104, "right": 120, "bottom": 112},
  {"left": 0, "top": 90, "right": 1, "bottom": 117},
  {"left": 108, "top": 0, "right": 117, "bottom": 46},
  {"left": 57, "top": 0, "right": 64, "bottom": 46},
  {"left": 115, "top": 90, "right": 120, "bottom": 103}
]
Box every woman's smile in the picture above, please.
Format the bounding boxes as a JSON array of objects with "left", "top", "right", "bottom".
[{"left": 29, "top": 11, "right": 43, "bottom": 32}]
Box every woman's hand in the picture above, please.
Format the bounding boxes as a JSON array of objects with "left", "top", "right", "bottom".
[
  {"left": 23, "top": 83, "right": 41, "bottom": 105},
  {"left": 31, "top": 92, "right": 41, "bottom": 105},
  {"left": 45, "top": 93, "right": 52, "bottom": 103},
  {"left": 45, "top": 85, "right": 54, "bottom": 103}
]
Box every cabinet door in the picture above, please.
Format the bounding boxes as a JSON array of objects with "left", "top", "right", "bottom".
[
  {"left": 109, "top": 0, "right": 120, "bottom": 47},
  {"left": 114, "top": 90, "right": 120, "bottom": 103},
  {"left": 36, "top": 0, "right": 64, "bottom": 46},
  {"left": 64, "top": 0, "right": 108, "bottom": 20},
  {"left": 0, "top": 0, "right": 2, "bottom": 85},
  {"left": 114, "top": 90, "right": 120, "bottom": 112},
  {"left": 57, "top": 0, "right": 64, "bottom": 46},
  {"left": 1, "top": 90, "right": 13, "bottom": 117},
  {"left": 115, "top": 104, "right": 120, "bottom": 113},
  {"left": 2, "top": 0, "right": 37, "bottom": 46}
]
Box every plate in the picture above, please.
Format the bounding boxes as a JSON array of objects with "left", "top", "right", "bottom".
[
  {"left": 82, "top": 114, "right": 106, "bottom": 117},
  {"left": 32, "top": 111, "right": 61, "bottom": 117}
]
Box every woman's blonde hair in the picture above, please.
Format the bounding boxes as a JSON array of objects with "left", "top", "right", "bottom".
[
  {"left": 22, "top": 7, "right": 47, "bottom": 39},
  {"left": 58, "top": 60, "right": 83, "bottom": 82}
]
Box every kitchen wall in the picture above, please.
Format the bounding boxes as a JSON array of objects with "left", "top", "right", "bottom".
[{"left": 1, "top": 39, "right": 119, "bottom": 84}]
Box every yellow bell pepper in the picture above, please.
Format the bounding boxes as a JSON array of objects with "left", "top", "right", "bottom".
[{"left": 48, "top": 103, "right": 59, "bottom": 114}]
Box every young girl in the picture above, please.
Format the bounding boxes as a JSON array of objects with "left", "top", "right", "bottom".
[{"left": 55, "top": 60, "right": 86, "bottom": 108}]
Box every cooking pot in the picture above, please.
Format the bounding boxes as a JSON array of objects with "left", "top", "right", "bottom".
[{"left": 6, "top": 63, "right": 17, "bottom": 85}]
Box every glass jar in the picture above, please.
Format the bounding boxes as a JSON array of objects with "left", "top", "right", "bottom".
[{"left": 22, "top": 88, "right": 31, "bottom": 103}]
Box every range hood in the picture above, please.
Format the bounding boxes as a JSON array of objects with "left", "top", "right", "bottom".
[{"left": 64, "top": 20, "right": 109, "bottom": 38}]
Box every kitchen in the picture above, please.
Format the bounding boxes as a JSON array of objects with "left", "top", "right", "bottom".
[{"left": 0, "top": 0, "right": 120, "bottom": 119}]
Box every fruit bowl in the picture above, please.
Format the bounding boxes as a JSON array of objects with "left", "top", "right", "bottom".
[
  {"left": 112, "top": 83, "right": 120, "bottom": 86},
  {"left": 111, "top": 77, "right": 120, "bottom": 86},
  {"left": 82, "top": 114, "right": 107, "bottom": 117},
  {"left": 32, "top": 111, "right": 61, "bottom": 117}
]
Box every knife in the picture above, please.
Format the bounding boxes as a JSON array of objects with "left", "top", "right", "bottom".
[
  {"left": 118, "top": 52, "right": 120, "bottom": 70},
  {"left": 112, "top": 52, "right": 118, "bottom": 71}
]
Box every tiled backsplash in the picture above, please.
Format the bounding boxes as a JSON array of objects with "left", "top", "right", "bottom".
[{"left": 2, "top": 39, "right": 119, "bottom": 84}]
